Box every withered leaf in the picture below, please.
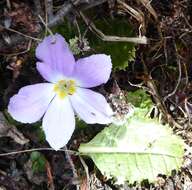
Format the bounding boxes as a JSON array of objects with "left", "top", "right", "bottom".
[{"left": 0, "top": 112, "right": 29, "bottom": 145}]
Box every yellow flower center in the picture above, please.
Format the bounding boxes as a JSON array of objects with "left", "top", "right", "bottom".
[{"left": 54, "top": 80, "right": 76, "bottom": 99}]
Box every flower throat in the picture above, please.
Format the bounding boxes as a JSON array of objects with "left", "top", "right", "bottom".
[{"left": 54, "top": 80, "right": 76, "bottom": 99}]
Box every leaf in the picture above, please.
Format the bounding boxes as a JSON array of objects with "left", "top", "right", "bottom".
[
  {"left": 69, "top": 36, "right": 81, "bottom": 55},
  {"left": 79, "top": 114, "right": 184, "bottom": 184},
  {"left": 126, "top": 89, "right": 153, "bottom": 109},
  {"left": 30, "top": 151, "right": 46, "bottom": 173},
  {"left": 24, "top": 151, "right": 47, "bottom": 185},
  {"left": 76, "top": 118, "right": 88, "bottom": 129},
  {"left": 51, "top": 18, "right": 136, "bottom": 70},
  {"left": 89, "top": 18, "right": 136, "bottom": 70}
]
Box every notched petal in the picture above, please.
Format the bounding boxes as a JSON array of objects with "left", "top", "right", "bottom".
[
  {"left": 8, "top": 83, "right": 55, "bottom": 123},
  {"left": 42, "top": 96, "right": 75, "bottom": 150},
  {"left": 36, "top": 34, "right": 75, "bottom": 79},
  {"left": 73, "top": 54, "right": 112, "bottom": 88},
  {"left": 70, "top": 88, "right": 113, "bottom": 124}
]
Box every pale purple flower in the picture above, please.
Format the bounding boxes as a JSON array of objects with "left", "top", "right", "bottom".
[{"left": 8, "top": 34, "right": 113, "bottom": 150}]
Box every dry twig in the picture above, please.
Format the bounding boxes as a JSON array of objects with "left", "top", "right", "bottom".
[
  {"left": 137, "top": 0, "right": 158, "bottom": 20},
  {"left": 79, "top": 156, "right": 90, "bottom": 190},
  {"left": 46, "top": 0, "right": 54, "bottom": 21},
  {"left": 0, "top": 0, "right": 108, "bottom": 52},
  {"left": 162, "top": 41, "right": 183, "bottom": 122},
  {"left": 79, "top": 11, "right": 147, "bottom": 44},
  {"left": 63, "top": 146, "right": 80, "bottom": 190},
  {"left": 0, "top": 148, "right": 78, "bottom": 157},
  {"left": 0, "top": 25, "right": 41, "bottom": 41},
  {"left": 141, "top": 58, "right": 183, "bottom": 129},
  {"left": 117, "top": 0, "right": 144, "bottom": 24}
]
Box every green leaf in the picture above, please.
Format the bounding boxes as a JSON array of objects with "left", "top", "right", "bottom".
[
  {"left": 51, "top": 18, "right": 136, "bottom": 70},
  {"left": 51, "top": 19, "right": 77, "bottom": 40},
  {"left": 79, "top": 114, "right": 184, "bottom": 184},
  {"left": 89, "top": 18, "right": 136, "bottom": 70},
  {"left": 30, "top": 151, "right": 46, "bottom": 173},
  {"left": 126, "top": 89, "right": 153, "bottom": 109},
  {"left": 76, "top": 118, "right": 88, "bottom": 129}
]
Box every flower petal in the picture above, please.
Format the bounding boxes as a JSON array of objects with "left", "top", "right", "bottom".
[
  {"left": 42, "top": 96, "right": 75, "bottom": 150},
  {"left": 73, "top": 54, "right": 112, "bottom": 88},
  {"left": 8, "top": 83, "right": 55, "bottom": 123},
  {"left": 36, "top": 62, "right": 64, "bottom": 83},
  {"left": 36, "top": 34, "right": 75, "bottom": 80},
  {"left": 70, "top": 88, "right": 113, "bottom": 124}
]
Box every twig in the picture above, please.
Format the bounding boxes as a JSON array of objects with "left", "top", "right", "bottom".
[
  {"left": 137, "top": 0, "right": 158, "bottom": 20},
  {"left": 63, "top": 146, "right": 80, "bottom": 190},
  {"left": 0, "top": 40, "right": 32, "bottom": 56},
  {"left": 38, "top": 15, "right": 55, "bottom": 41},
  {"left": 46, "top": 161, "right": 55, "bottom": 190},
  {"left": 6, "top": 0, "right": 11, "bottom": 10},
  {"left": 44, "top": 0, "right": 49, "bottom": 36},
  {"left": 184, "top": 99, "right": 192, "bottom": 124},
  {"left": 141, "top": 58, "right": 183, "bottom": 129},
  {"left": 48, "top": 1, "right": 73, "bottom": 27},
  {"left": 0, "top": 147, "right": 78, "bottom": 157},
  {"left": 0, "top": 0, "right": 108, "bottom": 51},
  {"left": 164, "top": 38, "right": 168, "bottom": 65},
  {"left": 33, "top": 0, "right": 43, "bottom": 16},
  {"left": 47, "top": 0, "right": 82, "bottom": 27},
  {"left": 74, "top": 19, "right": 82, "bottom": 39},
  {"left": 0, "top": 25, "right": 41, "bottom": 41},
  {"left": 46, "top": 0, "right": 54, "bottom": 21},
  {"left": 117, "top": 0, "right": 144, "bottom": 24},
  {"left": 128, "top": 81, "right": 153, "bottom": 94},
  {"left": 163, "top": 42, "right": 182, "bottom": 102},
  {"left": 80, "top": 0, "right": 107, "bottom": 11},
  {"left": 47, "top": 0, "right": 108, "bottom": 27},
  {"left": 79, "top": 11, "right": 147, "bottom": 44},
  {"left": 79, "top": 156, "right": 90, "bottom": 190}
]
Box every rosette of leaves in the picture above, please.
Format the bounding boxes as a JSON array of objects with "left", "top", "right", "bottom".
[{"left": 79, "top": 113, "right": 184, "bottom": 184}]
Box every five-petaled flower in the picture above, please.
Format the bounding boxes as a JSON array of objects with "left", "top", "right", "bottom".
[{"left": 8, "top": 34, "right": 113, "bottom": 150}]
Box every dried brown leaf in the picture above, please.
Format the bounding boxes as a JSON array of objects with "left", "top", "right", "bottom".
[{"left": 0, "top": 112, "right": 29, "bottom": 145}]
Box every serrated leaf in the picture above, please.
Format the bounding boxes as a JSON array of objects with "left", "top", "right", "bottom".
[
  {"left": 126, "top": 89, "right": 153, "bottom": 109},
  {"left": 79, "top": 114, "right": 184, "bottom": 184},
  {"left": 89, "top": 18, "right": 136, "bottom": 70}
]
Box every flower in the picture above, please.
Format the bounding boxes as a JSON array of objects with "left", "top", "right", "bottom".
[{"left": 8, "top": 34, "right": 113, "bottom": 150}]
